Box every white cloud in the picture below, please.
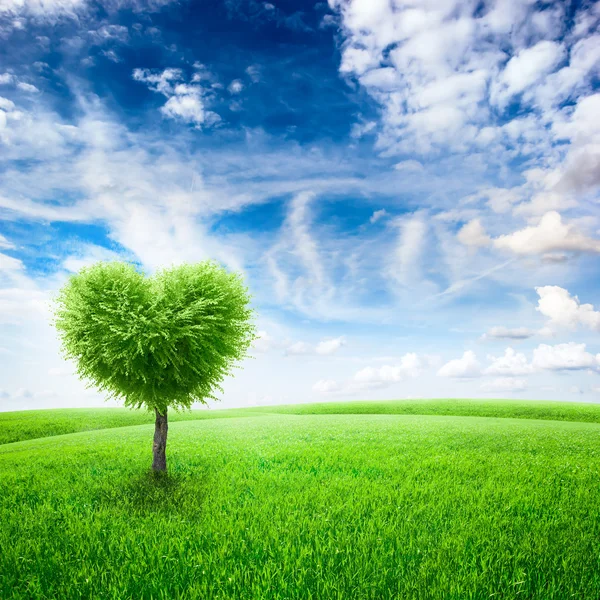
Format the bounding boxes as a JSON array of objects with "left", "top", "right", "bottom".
[
  {"left": 285, "top": 336, "right": 346, "bottom": 356},
  {"left": 0, "top": 0, "right": 176, "bottom": 19},
  {"left": 48, "top": 366, "right": 74, "bottom": 377},
  {"left": 0, "top": 253, "right": 24, "bottom": 271},
  {"left": 536, "top": 286, "right": 600, "bottom": 331},
  {"left": 61, "top": 243, "right": 123, "bottom": 273},
  {"left": 133, "top": 68, "right": 218, "bottom": 127},
  {"left": 485, "top": 187, "right": 524, "bottom": 214},
  {"left": 553, "top": 93, "right": 600, "bottom": 146},
  {"left": 88, "top": 24, "right": 129, "bottom": 43},
  {"left": 283, "top": 341, "right": 311, "bottom": 356},
  {"left": 245, "top": 64, "right": 261, "bottom": 82},
  {"left": 437, "top": 350, "right": 480, "bottom": 378},
  {"left": 481, "top": 378, "right": 527, "bottom": 393},
  {"left": 329, "top": 0, "right": 589, "bottom": 157},
  {"left": 369, "top": 208, "right": 388, "bottom": 224},
  {"left": 484, "top": 348, "right": 533, "bottom": 376},
  {"left": 389, "top": 213, "right": 429, "bottom": 289},
  {"left": 228, "top": 79, "right": 244, "bottom": 94},
  {"left": 494, "top": 211, "right": 600, "bottom": 256},
  {"left": 532, "top": 342, "right": 600, "bottom": 371},
  {"left": 16, "top": 82, "right": 40, "bottom": 93},
  {"left": 0, "top": 96, "right": 15, "bottom": 112},
  {"left": 0, "top": 73, "right": 15, "bottom": 84},
  {"left": 492, "top": 40, "right": 565, "bottom": 107},
  {"left": 457, "top": 218, "right": 491, "bottom": 248},
  {"left": 393, "top": 159, "right": 424, "bottom": 173},
  {"left": 312, "top": 379, "right": 341, "bottom": 394},
  {"left": 266, "top": 191, "right": 338, "bottom": 316},
  {"left": 0, "top": 0, "right": 85, "bottom": 17},
  {"left": 133, "top": 68, "right": 182, "bottom": 95},
  {"left": 352, "top": 353, "right": 422, "bottom": 389},
  {"left": 252, "top": 330, "right": 277, "bottom": 353},
  {"left": 482, "top": 326, "right": 536, "bottom": 340},
  {"left": 350, "top": 120, "right": 376, "bottom": 138},
  {"left": 0, "top": 287, "right": 50, "bottom": 325},
  {"left": 532, "top": 39, "right": 600, "bottom": 110},
  {"left": 316, "top": 337, "right": 346, "bottom": 355},
  {"left": 0, "top": 234, "right": 15, "bottom": 250},
  {"left": 161, "top": 94, "right": 205, "bottom": 125}
]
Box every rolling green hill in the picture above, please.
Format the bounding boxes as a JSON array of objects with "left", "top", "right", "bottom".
[
  {"left": 1, "top": 401, "right": 599, "bottom": 599},
  {"left": 3, "top": 398, "right": 600, "bottom": 445}
]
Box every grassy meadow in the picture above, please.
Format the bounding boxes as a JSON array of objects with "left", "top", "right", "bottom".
[{"left": 1, "top": 400, "right": 600, "bottom": 599}]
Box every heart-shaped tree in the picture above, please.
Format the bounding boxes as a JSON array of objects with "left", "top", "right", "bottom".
[{"left": 52, "top": 260, "right": 257, "bottom": 472}]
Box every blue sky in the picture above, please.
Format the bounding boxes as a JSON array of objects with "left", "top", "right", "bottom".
[{"left": 1, "top": 0, "right": 600, "bottom": 410}]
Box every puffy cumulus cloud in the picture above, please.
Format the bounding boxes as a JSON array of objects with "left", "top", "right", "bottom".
[
  {"left": 479, "top": 285, "right": 594, "bottom": 342},
  {"left": 132, "top": 68, "right": 182, "bottom": 95},
  {"left": 491, "top": 40, "right": 566, "bottom": 108},
  {"left": 477, "top": 93, "right": 600, "bottom": 220},
  {"left": 530, "top": 38, "right": 600, "bottom": 112},
  {"left": 352, "top": 353, "right": 422, "bottom": 389},
  {"left": 458, "top": 213, "right": 600, "bottom": 263},
  {"left": 132, "top": 68, "right": 219, "bottom": 127},
  {"left": 330, "top": 1, "right": 600, "bottom": 278},
  {"left": 481, "top": 326, "right": 536, "bottom": 340},
  {"left": 536, "top": 286, "right": 600, "bottom": 332},
  {"left": 480, "top": 378, "right": 527, "bottom": 393},
  {"left": 551, "top": 93, "right": 600, "bottom": 196},
  {"left": 552, "top": 93, "right": 600, "bottom": 147},
  {"left": 493, "top": 212, "right": 600, "bottom": 256},
  {"left": 437, "top": 350, "right": 480, "bottom": 378},
  {"left": 328, "top": 0, "right": 598, "bottom": 157},
  {"left": 532, "top": 342, "right": 600, "bottom": 371},
  {"left": 161, "top": 94, "right": 205, "bottom": 125},
  {"left": 439, "top": 341, "right": 600, "bottom": 383},
  {"left": 484, "top": 348, "right": 533, "bottom": 376},
  {"left": 313, "top": 353, "right": 426, "bottom": 395}
]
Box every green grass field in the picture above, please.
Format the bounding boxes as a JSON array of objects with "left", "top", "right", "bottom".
[{"left": 1, "top": 400, "right": 600, "bottom": 599}]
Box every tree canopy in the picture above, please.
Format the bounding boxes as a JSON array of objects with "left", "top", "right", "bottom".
[{"left": 52, "top": 260, "right": 257, "bottom": 415}]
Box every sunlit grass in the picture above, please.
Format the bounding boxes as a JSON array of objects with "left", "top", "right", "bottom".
[
  {"left": 3, "top": 398, "right": 600, "bottom": 445},
  {"left": 2, "top": 409, "right": 600, "bottom": 599},
  {"left": 0, "top": 407, "right": 257, "bottom": 445}
]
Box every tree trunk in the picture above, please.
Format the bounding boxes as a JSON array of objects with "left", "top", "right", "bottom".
[{"left": 152, "top": 408, "right": 168, "bottom": 472}]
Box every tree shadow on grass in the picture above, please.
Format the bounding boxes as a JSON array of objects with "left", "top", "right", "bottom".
[{"left": 97, "top": 469, "right": 209, "bottom": 516}]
